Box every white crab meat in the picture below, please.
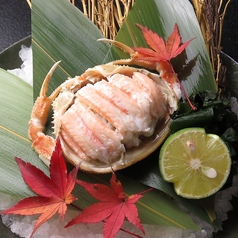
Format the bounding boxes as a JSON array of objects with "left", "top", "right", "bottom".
[{"left": 54, "top": 71, "right": 171, "bottom": 165}]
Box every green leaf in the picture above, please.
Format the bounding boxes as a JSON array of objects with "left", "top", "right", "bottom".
[
  {"left": 170, "top": 107, "right": 214, "bottom": 132},
  {"left": 32, "top": 0, "right": 112, "bottom": 99},
  {"left": 0, "top": 69, "right": 47, "bottom": 198}
]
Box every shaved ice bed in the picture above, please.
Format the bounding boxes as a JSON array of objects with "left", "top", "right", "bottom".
[
  {"left": 7, "top": 45, "right": 33, "bottom": 86},
  {"left": 0, "top": 192, "right": 207, "bottom": 238},
  {"left": 1, "top": 45, "right": 238, "bottom": 238}
]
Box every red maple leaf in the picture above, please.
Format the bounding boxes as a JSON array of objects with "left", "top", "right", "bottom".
[
  {"left": 66, "top": 173, "right": 149, "bottom": 238},
  {"left": 130, "top": 23, "right": 197, "bottom": 111},
  {"left": 1, "top": 139, "right": 78, "bottom": 238},
  {"left": 133, "top": 23, "right": 194, "bottom": 62}
]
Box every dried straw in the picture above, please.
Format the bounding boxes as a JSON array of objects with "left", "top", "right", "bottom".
[
  {"left": 26, "top": 0, "right": 32, "bottom": 8},
  {"left": 26, "top": 0, "right": 76, "bottom": 9},
  {"left": 191, "top": 0, "right": 231, "bottom": 90},
  {"left": 80, "top": 0, "right": 135, "bottom": 39}
]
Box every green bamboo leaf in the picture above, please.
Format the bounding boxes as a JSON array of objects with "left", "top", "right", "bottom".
[
  {"left": 0, "top": 69, "right": 47, "bottom": 198},
  {"left": 32, "top": 0, "right": 112, "bottom": 99}
]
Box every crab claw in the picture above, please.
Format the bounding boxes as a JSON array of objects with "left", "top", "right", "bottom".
[{"left": 28, "top": 61, "right": 62, "bottom": 165}]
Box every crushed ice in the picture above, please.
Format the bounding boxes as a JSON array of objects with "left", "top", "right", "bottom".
[
  {"left": 0, "top": 191, "right": 215, "bottom": 238},
  {"left": 7, "top": 45, "right": 33, "bottom": 86}
]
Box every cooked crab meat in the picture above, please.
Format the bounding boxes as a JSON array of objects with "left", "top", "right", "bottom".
[
  {"left": 58, "top": 71, "right": 168, "bottom": 164},
  {"left": 60, "top": 95, "right": 125, "bottom": 164}
]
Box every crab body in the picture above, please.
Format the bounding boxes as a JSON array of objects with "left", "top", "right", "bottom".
[
  {"left": 29, "top": 61, "right": 179, "bottom": 173},
  {"left": 28, "top": 24, "right": 194, "bottom": 173}
]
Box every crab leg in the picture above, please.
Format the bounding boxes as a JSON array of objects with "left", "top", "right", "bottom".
[{"left": 28, "top": 61, "right": 62, "bottom": 165}]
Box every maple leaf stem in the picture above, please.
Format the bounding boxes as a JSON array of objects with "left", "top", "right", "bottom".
[
  {"left": 137, "top": 187, "right": 153, "bottom": 195},
  {"left": 70, "top": 203, "right": 83, "bottom": 211},
  {"left": 177, "top": 79, "right": 197, "bottom": 111},
  {"left": 118, "top": 228, "right": 144, "bottom": 238},
  {"left": 170, "top": 65, "right": 197, "bottom": 111}
]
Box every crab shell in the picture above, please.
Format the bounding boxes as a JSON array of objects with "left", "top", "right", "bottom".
[{"left": 50, "top": 63, "right": 178, "bottom": 173}]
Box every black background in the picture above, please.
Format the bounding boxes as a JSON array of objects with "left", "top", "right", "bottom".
[{"left": 0, "top": 0, "right": 31, "bottom": 52}]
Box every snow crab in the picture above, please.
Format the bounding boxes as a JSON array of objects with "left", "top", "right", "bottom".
[{"left": 28, "top": 36, "right": 182, "bottom": 173}]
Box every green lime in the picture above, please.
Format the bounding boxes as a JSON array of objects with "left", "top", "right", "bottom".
[{"left": 159, "top": 128, "right": 231, "bottom": 199}]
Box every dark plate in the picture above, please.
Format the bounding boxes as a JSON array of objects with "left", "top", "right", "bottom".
[
  {"left": 0, "top": 36, "right": 31, "bottom": 70},
  {"left": 212, "top": 53, "right": 238, "bottom": 238},
  {"left": 0, "top": 37, "right": 238, "bottom": 238}
]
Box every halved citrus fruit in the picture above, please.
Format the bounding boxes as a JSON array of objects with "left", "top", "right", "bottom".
[{"left": 159, "top": 128, "right": 231, "bottom": 199}]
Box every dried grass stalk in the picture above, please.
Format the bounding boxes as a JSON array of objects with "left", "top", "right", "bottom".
[
  {"left": 26, "top": 0, "right": 76, "bottom": 9},
  {"left": 26, "top": 0, "right": 32, "bottom": 8},
  {"left": 81, "top": 0, "right": 135, "bottom": 39},
  {"left": 191, "top": 0, "right": 231, "bottom": 92}
]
